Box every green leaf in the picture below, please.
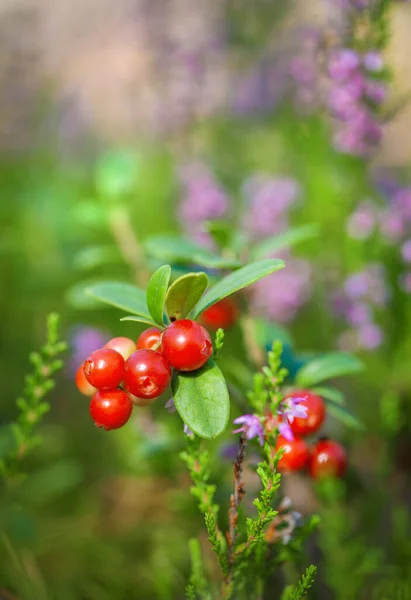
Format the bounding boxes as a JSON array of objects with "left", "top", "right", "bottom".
[
  {"left": 172, "top": 361, "right": 230, "bottom": 439},
  {"left": 325, "top": 401, "right": 364, "bottom": 430},
  {"left": 73, "top": 245, "right": 122, "bottom": 270},
  {"left": 86, "top": 282, "right": 150, "bottom": 318},
  {"left": 203, "top": 221, "right": 232, "bottom": 249},
  {"left": 311, "top": 386, "right": 345, "bottom": 405},
  {"left": 146, "top": 265, "right": 171, "bottom": 326},
  {"left": 192, "top": 259, "right": 285, "bottom": 318},
  {"left": 143, "top": 235, "right": 242, "bottom": 269},
  {"left": 65, "top": 279, "right": 106, "bottom": 309},
  {"left": 120, "top": 315, "right": 159, "bottom": 327},
  {"left": 166, "top": 272, "right": 208, "bottom": 320},
  {"left": 251, "top": 224, "right": 319, "bottom": 259},
  {"left": 295, "top": 353, "right": 364, "bottom": 387}
]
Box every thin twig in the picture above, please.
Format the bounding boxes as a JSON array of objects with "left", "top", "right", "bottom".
[
  {"left": 108, "top": 205, "right": 148, "bottom": 287},
  {"left": 227, "top": 434, "right": 247, "bottom": 568}
]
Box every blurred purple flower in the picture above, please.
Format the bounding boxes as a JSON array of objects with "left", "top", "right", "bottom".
[
  {"left": 363, "top": 51, "right": 384, "bottom": 72},
  {"left": 233, "top": 414, "right": 264, "bottom": 446},
  {"left": 346, "top": 302, "right": 372, "bottom": 326},
  {"left": 365, "top": 81, "right": 387, "bottom": 105},
  {"left": 328, "top": 49, "right": 360, "bottom": 81},
  {"left": 378, "top": 208, "right": 405, "bottom": 243},
  {"left": 346, "top": 201, "right": 376, "bottom": 239},
  {"left": 401, "top": 239, "right": 411, "bottom": 263},
  {"left": 393, "top": 187, "right": 411, "bottom": 221},
  {"left": 68, "top": 325, "right": 108, "bottom": 376},
  {"left": 165, "top": 398, "right": 176, "bottom": 413},
  {"left": 184, "top": 424, "right": 194, "bottom": 436},
  {"left": 358, "top": 323, "right": 383, "bottom": 349}
]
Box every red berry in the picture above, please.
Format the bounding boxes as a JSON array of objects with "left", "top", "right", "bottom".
[
  {"left": 90, "top": 389, "right": 133, "bottom": 430},
  {"left": 83, "top": 348, "right": 125, "bottom": 390},
  {"left": 200, "top": 298, "right": 239, "bottom": 330},
  {"left": 123, "top": 349, "right": 171, "bottom": 399},
  {"left": 104, "top": 336, "right": 136, "bottom": 360},
  {"left": 75, "top": 364, "right": 97, "bottom": 397},
  {"left": 127, "top": 392, "right": 155, "bottom": 407},
  {"left": 161, "top": 319, "right": 212, "bottom": 371},
  {"left": 136, "top": 327, "right": 162, "bottom": 351},
  {"left": 274, "top": 435, "right": 310, "bottom": 472},
  {"left": 286, "top": 390, "right": 326, "bottom": 436},
  {"left": 310, "top": 438, "right": 347, "bottom": 479}
]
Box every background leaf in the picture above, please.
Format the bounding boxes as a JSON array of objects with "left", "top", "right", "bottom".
[
  {"left": 311, "top": 386, "right": 345, "bottom": 405},
  {"left": 295, "top": 353, "right": 364, "bottom": 387},
  {"left": 143, "top": 235, "right": 242, "bottom": 269},
  {"left": 146, "top": 265, "right": 171, "bottom": 326},
  {"left": 325, "top": 400, "right": 364, "bottom": 430},
  {"left": 250, "top": 224, "right": 319, "bottom": 259},
  {"left": 166, "top": 272, "right": 208, "bottom": 320},
  {"left": 86, "top": 281, "right": 150, "bottom": 317},
  {"left": 120, "top": 315, "right": 159, "bottom": 327},
  {"left": 172, "top": 361, "right": 230, "bottom": 439},
  {"left": 191, "top": 259, "right": 285, "bottom": 318}
]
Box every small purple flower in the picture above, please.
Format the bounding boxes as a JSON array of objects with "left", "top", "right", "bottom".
[
  {"left": 363, "top": 51, "right": 384, "bottom": 73},
  {"left": 68, "top": 325, "right": 108, "bottom": 376},
  {"left": 184, "top": 424, "right": 194, "bottom": 436},
  {"left": 232, "top": 414, "right": 264, "bottom": 446},
  {"left": 277, "top": 396, "right": 308, "bottom": 441},
  {"left": 378, "top": 208, "right": 405, "bottom": 243},
  {"left": 346, "top": 302, "right": 372, "bottom": 326},
  {"left": 328, "top": 49, "right": 360, "bottom": 82},
  {"left": 401, "top": 239, "right": 411, "bottom": 263},
  {"left": 358, "top": 323, "right": 383, "bottom": 349},
  {"left": 346, "top": 201, "right": 376, "bottom": 239},
  {"left": 165, "top": 398, "right": 176, "bottom": 413},
  {"left": 364, "top": 81, "right": 387, "bottom": 105}
]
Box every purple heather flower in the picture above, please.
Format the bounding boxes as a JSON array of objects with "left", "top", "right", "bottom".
[
  {"left": 347, "top": 302, "right": 372, "bottom": 326},
  {"left": 68, "top": 325, "right": 108, "bottom": 376},
  {"left": 364, "top": 81, "right": 387, "bottom": 105},
  {"left": 393, "top": 188, "right": 411, "bottom": 221},
  {"left": 277, "top": 396, "right": 308, "bottom": 442},
  {"left": 184, "top": 424, "right": 194, "bottom": 436},
  {"left": 344, "top": 272, "right": 370, "bottom": 299},
  {"left": 232, "top": 414, "right": 264, "bottom": 446},
  {"left": 363, "top": 51, "right": 384, "bottom": 73},
  {"left": 165, "top": 398, "right": 176, "bottom": 413},
  {"left": 401, "top": 239, "right": 411, "bottom": 263},
  {"left": 346, "top": 201, "right": 376, "bottom": 239},
  {"left": 378, "top": 208, "right": 405, "bottom": 243},
  {"left": 358, "top": 323, "right": 383, "bottom": 349},
  {"left": 328, "top": 49, "right": 360, "bottom": 82}
]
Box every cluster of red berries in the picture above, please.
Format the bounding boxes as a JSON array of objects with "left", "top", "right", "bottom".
[
  {"left": 274, "top": 391, "right": 348, "bottom": 479},
  {"left": 75, "top": 319, "right": 213, "bottom": 430}
]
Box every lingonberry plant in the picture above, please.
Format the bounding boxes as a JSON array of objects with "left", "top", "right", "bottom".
[{"left": 71, "top": 257, "right": 364, "bottom": 598}]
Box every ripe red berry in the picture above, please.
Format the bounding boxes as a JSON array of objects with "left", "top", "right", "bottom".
[
  {"left": 75, "top": 364, "right": 97, "bottom": 397},
  {"left": 161, "top": 319, "right": 212, "bottom": 371},
  {"left": 286, "top": 390, "right": 326, "bottom": 436},
  {"left": 275, "top": 435, "right": 310, "bottom": 472},
  {"left": 310, "top": 438, "right": 347, "bottom": 479},
  {"left": 83, "top": 348, "right": 125, "bottom": 390},
  {"left": 200, "top": 298, "right": 239, "bottom": 330},
  {"left": 123, "top": 349, "right": 171, "bottom": 399},
  {"left": 136, "top": 327, "right": 162, "bottom": 351},
  {"left": 90, "top": 389, "right": 133, "bottom": 430},
  {"left": 127, "top": 392, "right": 156, "bottom": 407},
  {"left": 104, "top": 336, "right": 136, "bottom": 360}
]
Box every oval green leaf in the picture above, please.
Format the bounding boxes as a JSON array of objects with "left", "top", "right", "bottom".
[
  {"left": 143, "top": 235, "right": 242, "bottom": 269},
  {"left": 73, "top": 245, "right": 122, "bottom": 271},
  {"left": 166, "top": 272, "right": 208, "bottom": 320},
  {"left": 311, "top": 386, "right": 345, "bottom": 405},
  {"left": 250, "top": 224, "right": 319, "bottom": 259},
  {"left": 295, "top": 353, "right": 364, "bottom": 387},
  {"left": 325, "top": 401, "right": 364, "bottom": 430},
  {"left": 146, "top": 265, "right": 171, "bottom": 326},
  {"left": 191, "top": 259, "right": 285, "bottom": 319},
  {"left": 66, "top": 279, "right": 107, "bottom": 309},
  {"left": 172, "top": 361, "right": 230, "bottom": 439},
  {"left": 120, "top": 315, "right": 159, "bottom": 327},
  {"left": 85, "top": 281, "right": 150, "bottom": 318}
]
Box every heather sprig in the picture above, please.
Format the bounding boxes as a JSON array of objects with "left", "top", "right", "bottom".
[{"left": 0, "top": 313, "right": 67, "bottom": 481}]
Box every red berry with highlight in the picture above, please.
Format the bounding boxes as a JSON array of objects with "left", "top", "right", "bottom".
[
  {"left": 90, "top": 389, "right": 133, "bottom": 430},
  {"left": 310, "top": 438, "right": 347, "bottom": 479},
  {"left": 161, "top": 319, "right": 212, "bottom": 371},
  {"left": 104, "top": 336, "right": 136, "bottom": 360},
  {"left": 75, "top": 364, "right": 97, "bottom": 397},
  {"left": 275, "top": 435, "right": 310, "bottom": 472},
  {"left": 200, "top": 298, "right": 239, "bottom": 331},
  {"left": 83, "top": 348, "right": 125, "bottom": 390},
  {"left": 286, "top": 390, "right": 326, "bottom": 436},
  {"left": 124, "top": 349, "right": 171, "bottom": 399},
  {"left": 136, "top": 327, "right": 162, "bottom": 351}
]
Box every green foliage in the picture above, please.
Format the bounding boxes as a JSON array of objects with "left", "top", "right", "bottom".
[
  {"left": 172, "top": 361, "right": 230, "bottom": 439},
  {"left": 250, "top": 224, "right": 319, "bottom": 260},
  {"left": 0, "top": 313, "right": 67, "bottom": 480},
  {"left": 281, "top": 566, "right": 317, "bottom": 600},
  {"left": 295, "top": 352, "right": 364, "bottom": 387},
  {"left": 146, "top": 265, "right": 172, "bottom": 326},
  {"left": 192, "top": 259, "right": 285, "bottom": 318},
  {"left": 213, "top": 329, "right": 225, "bottom": 360},
  {"left": 86, "top": 281, "right": 151, "bottom": 319},
  {"left": 166, "top": 272, "right": 209, "bottom": 321}
]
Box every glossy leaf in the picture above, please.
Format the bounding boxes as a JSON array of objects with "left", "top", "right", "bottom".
[
  {"left": 86, "top": 282, "right": 150, "bottom": 318},
  {"left": 295, "top": 353, "right": 364, "bottom": 387},
  {"left": 311, "top": 386, "right": 345, "bottom": 405},
  {"left": 120, "top": 315, "right": 159, "bottom": 327},
  {"left": 146, "top": 265, "right": 171, "bottom": 326},
  {"left": 166, "top": 272, "right": 208, "bottom": 320},
  {"left": 325, "top": 401, "right": 364, "bottom": 430},
  {"left": 251, "top": 224, "right": 319, "bottom": 259},
  {"left": 65, "top": 280, "right": 106, "bottom": 309},
  {"left": 172, "top": 361, "right": 230, "bottom": 439},
  {"left": 143, "top": 235, "right": 242, "bottom": 269},
  {"left": 192, "top": 259, "right": 285, "bottom": 318}
]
